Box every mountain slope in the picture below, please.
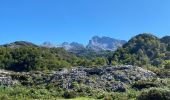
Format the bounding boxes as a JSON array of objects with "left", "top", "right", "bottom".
[
  {"left": 0, "top": 41, "right": 109, "bottom": 71},
  {"left": 0, "top": 42, "right": 81, "bottom": 71},
  {"left": 112, "top": 33, "right": 170, "bottom": 67},
  {"left": 1, "top": 41, "right": 38, "bottom": 48}
]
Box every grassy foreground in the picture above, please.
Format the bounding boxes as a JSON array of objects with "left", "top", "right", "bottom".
[{"left": 57, "top": 97, "right": 96, "bottom": 100}]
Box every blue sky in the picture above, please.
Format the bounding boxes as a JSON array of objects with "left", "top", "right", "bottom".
[{"left": 0, "top": 0, "right": 170, "bottom": 45}]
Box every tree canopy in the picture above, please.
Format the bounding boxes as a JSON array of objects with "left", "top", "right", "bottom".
[{"left": 112, "top": 33, "right": 170, "bottom": 67}]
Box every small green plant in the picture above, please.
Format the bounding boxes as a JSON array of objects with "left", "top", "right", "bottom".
[{"left": 63, "top": 90, "right": 77, "bottom": 99}]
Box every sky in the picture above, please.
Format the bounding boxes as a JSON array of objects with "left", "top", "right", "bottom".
[{"left": 0, "top": 0, "right": 170, "bottom": 45}]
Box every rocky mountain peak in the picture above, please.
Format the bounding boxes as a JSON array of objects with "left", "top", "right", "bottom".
[
  {"left": 60, "top": 42, "right": 85, "bottom": 51},
  {"left": 87, "top": 36, "right": 126, "bottom": 51}
]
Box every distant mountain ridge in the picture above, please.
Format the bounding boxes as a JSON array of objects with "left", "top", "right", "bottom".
[
  {"left": 1, "top": 41, "right": 38, "bottom": 48},
  {"left": 60, "top": 36, "right": 126, "bottom": 52},
  {"left": 60, "top": 42, "right": 85, "bottom": 51},
  {"left": 87, "top": 36, "right": 126, "bottom": 51},
  {"left": 0, "top": 36, "right": 126, "bottom": 52}
]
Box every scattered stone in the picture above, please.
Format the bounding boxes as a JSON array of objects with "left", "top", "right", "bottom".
[
  {"left": 49, "top": 65, "right": 156, "bottom": 92},
  {"left": 0, "top": 65, "right": 157, "bottom": 92}
]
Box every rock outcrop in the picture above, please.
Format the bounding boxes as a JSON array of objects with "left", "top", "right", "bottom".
[
  {"left": 0, "top": 70, "right": 17, "bottom": 86},
  {"left": 50, "top": 65, "right": 156, "bottom": 92},
  {"left": 0, "top": 65, "right": 156, "bottom": 92}
]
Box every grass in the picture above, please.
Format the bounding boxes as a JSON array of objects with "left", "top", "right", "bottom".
[
  {"left": 55, "top": 97, "right": 97, "bottom": 100},
  {"left": 69, "top": 97, "right": 96, "bottom": 100},
  {"left": 0, "top": 78, "right": 169, "bottom": 100}
]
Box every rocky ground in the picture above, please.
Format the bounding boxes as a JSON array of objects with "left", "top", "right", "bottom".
[{"left": 0, "top": 65, "right": 156, "bottom": 92}]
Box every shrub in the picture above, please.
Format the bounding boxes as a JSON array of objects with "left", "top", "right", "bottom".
[
  {"left": 63, "top": 90, "right": 77, "bottom": 99},
  {"left": 0, "top": 95, "right": 9, "bottom": 100},
  {"left": 164, "top": 62, "right": 170, "bottom": 69},
  {"left": 137, "top": 88, "right": 170, "bottom": 100},
  {"left": 104, "top": 95, "right": 113, "bottom": 100},
  {"left": 112, "top": 93, "right": 128, "bottom": 100},
  {"left": 146, "top": 66, "right": 170, "bottom": 78},
  {"left": 96, "top": 93, "right": 105, "bottom": 99},
  {"left": 132, "top": 81, "right": 159, "bottom": 90}
]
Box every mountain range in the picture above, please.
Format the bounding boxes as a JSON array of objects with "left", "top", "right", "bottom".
[
  {"left": 1, "top": 36, "right": 126, "bottom": 52},
  {"left": 59, "top": 36, "right": 126, "bottom": 52}
]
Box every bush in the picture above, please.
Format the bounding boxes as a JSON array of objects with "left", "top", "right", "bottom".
[
  {"left": 132, "top": 81, "right": 159, "bottom": 90},
  {"left": 0, "top": 95, "right": 9, "bottom": 100},
  {"left": 96, "top": 93, "right": 105, "bottom": 99},
  {"left": 63, "top": 90, "right": 77, "bottom": 99},
  {"left": 164, "top": 62, "right": 170, "bottom": 69},
  {"left": 137, "top": 88, "right": 170, "bottom": 100},
  {"left": 112, "top": 93, "right": 128, "bottom": 100},
  {"left": 146, "top": 66, "right": 170, "bottom": 78},
  {"left": 104, "top": 95, "right": 112, "bottom": 100}
]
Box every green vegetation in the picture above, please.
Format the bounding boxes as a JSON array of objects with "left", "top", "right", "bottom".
[
  {"left": 0, "top": 71, "right": 169, "bottom": 100},
  {"left": 0, "top": 33, "right": 169, "bottom": 99},
  {"left": 137, "top": 88, "right": 170, "bottom": 100},
  {"left": 0, "top": 83, "right": 168, "bottom": 100},
  {"left": 0, "top": 46, "right": 108, "bottom": 72},
  {"left": 1, "top": 33, "right": 169, "bottom": 72},
  {"left": 112, "top": 33, "right": 170, "bottom": 68},
  {"left": 0, "top": 47, "right": 74, "bottom": 71}
]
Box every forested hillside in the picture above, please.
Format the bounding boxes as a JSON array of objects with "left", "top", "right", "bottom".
[
  {"left": 0, "top": 42, "right": 108, "bottom": 72},
  {"left": 112, "top": 33, "right": 170, "bottom": 68},
  {"left": 0, "top": 33, "right": 170, "bottom": 72}
]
